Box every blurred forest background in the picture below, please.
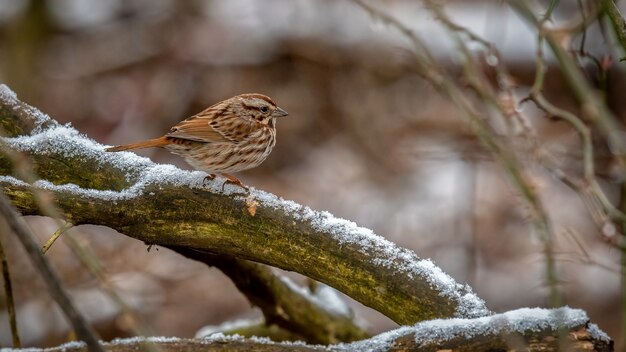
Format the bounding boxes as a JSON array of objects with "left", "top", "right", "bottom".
[{"left": 0, "top": 0, "right": 624, "bottom": 349}]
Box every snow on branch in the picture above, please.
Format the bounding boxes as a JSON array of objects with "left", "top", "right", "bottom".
[
  {"left": 171, "top": 248, "right": 369, "bottom": 344},
  {"left": 0, "top": 308, "right": 612, "bottom": 352},
  {"left": 0, "top": 84, "right": 489, "bottom": 325},
  {"left": 0, "top": 84, "right": 613, "bottom": 351},
  {"left": 347, "top": 307, "right": 611, "bottom": 351}
]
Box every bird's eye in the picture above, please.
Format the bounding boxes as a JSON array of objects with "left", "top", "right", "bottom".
[{"left": 260, "top": 106, "right": 269, "bottom": 113}]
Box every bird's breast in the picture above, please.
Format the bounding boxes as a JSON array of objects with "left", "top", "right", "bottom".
[{"left": 166, "top": 126, "right": 276, "bottom": 173}]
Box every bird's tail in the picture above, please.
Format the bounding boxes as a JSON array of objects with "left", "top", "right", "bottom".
[{"left": 105, "top": 136, "right": 169, "bottom": 152}]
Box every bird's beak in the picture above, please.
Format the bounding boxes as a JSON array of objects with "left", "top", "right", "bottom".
[{"left": 272, "top": 107, "right": 289, "bottom": 117}]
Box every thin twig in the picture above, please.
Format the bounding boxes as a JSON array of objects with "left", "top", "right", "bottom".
[
  {"left": 427, "top": 0, "right": 537, "bottom": 142},
  {"left": 511, "top": 1, "right": 626, "bottom": 163},
  {"left": 1, "top": 135, "right": 155, "bottom": 346},
  {"left": 543, "top": 0, "right": 560, "bottom": 23},
  {"left": 621, "top": 177, "right": 626, "bottom": 351},
  {"left": 351, "top": 0, "right": 564, "bottom": 306},
  {"left": 577, "top": 0, "right": 589, "bottom": 54},
  {"left": 519, "top": 0, "right": 626, "bottom": 227},
  {"left": 559, "top": 229, "right": 620, "bottom": 273},
  {"left": 0, "top": 237, "right": 20, "bottom": 347},
  {"left": 424, "top": 0, "right": 563, "bottom": 308},
  {"left": 350, "top": 0, "right": 438, "bottom": 78},
  {"left": 61, "top": 231, "right": 159, "bottom": 351},
  {"left": 601, "top": 0, "right": 626, "bottom": 55},
  {"left": 530, "top": 95, "right": 593, "bottom": 179},
  {"left": 42, "top": 221, "right": 73, "bottom": 254},
  {"left": 0, "top": 194, "right": 103, "bottom": 352}
]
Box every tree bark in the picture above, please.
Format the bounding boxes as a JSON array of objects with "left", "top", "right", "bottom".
[
  {"left": 0, "top": 84, "right": 488, "bottom": 325},
  {"left": 14, "top": 316, "right": 614, "bottom": 352},
  {"left": 171, "top": 248, "right": 369, "bottom": 344},
  {"left": 0, "top": 85, "right": 614, "bottom": 351}
]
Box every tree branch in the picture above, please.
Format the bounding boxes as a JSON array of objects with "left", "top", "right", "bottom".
[
  {"left": 8, "top": 308, "right": 613, "bottom": 352},
  {"left": 171, "top": 248, "right": 369, "bottom": 344},
  {"left": 0, "top": 84, "right": 489, "bottom": 325},
  {"left": 352, "top": 0, "right": 563, "bottom": 308},
  {"left": 510, "top": 1, "right": 626, "bottom": 162},
  {"left": 0, "top": 193, "right": 103, "bottom": 351},
  {"left": 0, "top": 236, "right": 20, "bottom": 347},
  {"left": 0, "top": 78, "right": 613, "bottom": 351},
  {"left": 602, "top": 0, "right": 626, "bottom": 55}
]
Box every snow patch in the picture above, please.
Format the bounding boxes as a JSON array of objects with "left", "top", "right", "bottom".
[
  {"left": 252, "top": 190, "right": 489, "bottom": 318},
  {"left": 53, "top": 340, "right": 87, "bottom": 350},
  {"left": 0, "top": 84, "right": 17, "bottom": 102},
  {"left": 587, "top": 323, "right": 611, "bottom": 343},
  {"left": 1, "top": 125, "right": 215, "bottom": 200},
  {"left": 204, "top": 332, "right": 262, "bottom": 343},
  {"left": 6, "top": 125, "right": 153, "bottom": 176},
  {"left": 110, "top": 336, "right": 182, "bottom": 344},
  {"left": 203, "top": 333, "right": 313, "bottom": 347},
  {"left": 0, "top": 90, "right": 489, "bottom": 318},
  {"left": 0, "top": 340, "right": 86, "bottom": 352},
  {"left": 51, "top": 341, "right": 87, "bottom": 351},
  {"left": 340, "top": 326, "right": 414, "bottom": 352},
  {"left": 278, "top": 275, "right": 353, "bottom": 318},
  {"left": 0, "top": 84, "right": 52, "bottom": 133},
  {"left": 195, "top": 317, "right": 264, "bottom": 338},
  {"left": 313, "top": 284, "right": 353, "bottom": 318},
  {"left": 0, "top": 308, "right": 609, "bottom": 351},
  {"left": 343, "top": 307, "right": 597, "bottom": 351},
  {"left": 0, "top": 336, "right": 298, "bottom": 351}
]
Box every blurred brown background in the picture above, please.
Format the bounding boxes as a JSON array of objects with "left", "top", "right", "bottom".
[{"left": 0, "top": 0, "right": 623, "bottom": 349}]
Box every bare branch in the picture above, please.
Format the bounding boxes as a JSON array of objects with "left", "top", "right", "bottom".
[
  {"left": 171, "top": 248, "right": 369, "bottom": 344},
  {"left": 8, "top": 307, "right": 612, "bottom": 352},
  {"left": 0, "top": 236, "right": 20, "bottom": 347},
  {"left": 511, "top": 1, "right": 626, "bottom": 161},
  {"left": 41, "top": 221, "right": 72, "bottom": 253},
  {"left": 601, "top": 0, "right": 626, "bottom": 55},
  {"left": 0, "top": 194, "right": 103, "bottom": 352},
  {"left": 352, "top": 0, "right": 563, "bottom": 308},
  {"left": 0, "top": 84, "right": 489, "bottom": 325}
]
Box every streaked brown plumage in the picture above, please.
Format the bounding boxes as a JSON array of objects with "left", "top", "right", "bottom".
[{"left": 106, "top": 93, "right": 288, "bottom": 190}]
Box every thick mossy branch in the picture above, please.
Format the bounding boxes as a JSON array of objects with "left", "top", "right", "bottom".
[
  {"left": 0, "top": 84, "right": 489, "bottom": 325},
  {"left": 0, "top": 93, "right": 132, "bottom": 191},
  {"left": 380, "top": 324, "right": 612, "bottom": 352},
  {"left": 344, "top": 307, "right": 613, "bottom": 352},
  {"left": 0, "top": 85, "right": 613, "bottom": 350},
  {"left": 11, "top": 308, "right": 614, "bottom": 352},
  {"left": 0, "top": 162, "right": 478, "bottom": 324},
  {"left": 34, "top": 337, "right": 328, "bottom": 352},
  {"left": 173, "top": 248, "right": 369, "bottom": 344}
]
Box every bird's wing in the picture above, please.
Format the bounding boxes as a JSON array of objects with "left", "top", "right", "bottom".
[{"left": 166, "top": 105, "right": 255, "bottom": 144}]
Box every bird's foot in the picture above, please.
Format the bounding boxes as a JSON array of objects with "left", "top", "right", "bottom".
[
  {"left": 221, "top": 179, "right": 249, "bottom": 192},
  {"left": 203, "top": 173, "right": 216, "bottom": 185},
  {"left": 219, "top": 173, "right": 249, "bottom": 193}
]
